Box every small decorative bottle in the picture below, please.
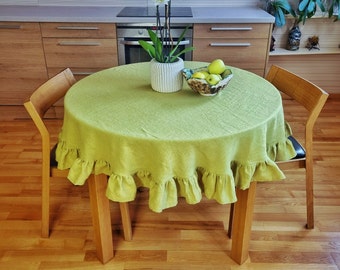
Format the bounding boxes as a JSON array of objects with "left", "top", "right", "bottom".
[{"left": 287, "top": 25, "right": 302, "bottom": 51}]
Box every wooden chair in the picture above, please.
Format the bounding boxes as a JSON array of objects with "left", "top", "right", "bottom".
[
  {"left": 228, "top": 65, "right": 329, "bottom": 236},
  {"left": 24, "top": 68, "right": 132, "bottom": 263}
]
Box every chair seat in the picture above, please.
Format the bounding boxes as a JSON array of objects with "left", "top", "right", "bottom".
[{"left": 288, "top": 135, "right": 306, "bottom": 159}]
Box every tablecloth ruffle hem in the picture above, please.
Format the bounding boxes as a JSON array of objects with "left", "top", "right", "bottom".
[{"left": 56, "top": 136, "right": 296, "bottom": 213}]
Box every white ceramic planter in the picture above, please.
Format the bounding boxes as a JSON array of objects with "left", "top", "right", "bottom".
[{"left": 150, "top": 57, "right": 184, "bottom": 93}]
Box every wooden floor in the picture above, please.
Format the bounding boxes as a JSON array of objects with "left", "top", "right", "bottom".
[{"left": 0, "top": 98, "right": 339, "bottom": 270}]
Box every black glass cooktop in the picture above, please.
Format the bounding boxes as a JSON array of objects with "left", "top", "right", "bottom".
[{"left": 117, "top": 6, "right": 192, "bottom": 17}]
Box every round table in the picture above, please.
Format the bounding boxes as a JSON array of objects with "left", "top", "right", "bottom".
[
  {"left": 55, "top": 61, "right": 296, "bottom": 265},
  {"left": 56, "top": 62, "right": 295, "bottom": 212}
]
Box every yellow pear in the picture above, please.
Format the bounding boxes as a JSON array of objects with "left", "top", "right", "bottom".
[{"left": 192, "top": 71, "right": 206, "bottom": 79}]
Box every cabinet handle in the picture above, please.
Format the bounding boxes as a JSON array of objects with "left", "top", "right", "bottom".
[
  {"left": 0, "top": 24, "right": 22, "bottom": 29},
  {"left": 210, "top": 43, "right": 251, "bottom": 47},
  {"left": 210, "top": 27, "right": 253, "bottom": 31},
  {"left": 56, "top": 26, "right": 99, "bottom": 30},
  {"left": 58, "top": 41, "right": 101, "bottom": 46},
  {"left": 120, "top": 40, "right": 190, "bottom": 46}
]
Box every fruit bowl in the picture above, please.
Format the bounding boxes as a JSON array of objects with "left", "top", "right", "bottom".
[{"left": 182, "top": 66, "right": 233, "bottom": 96}]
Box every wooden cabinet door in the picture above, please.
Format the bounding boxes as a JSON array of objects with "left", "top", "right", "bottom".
[{"left": 0, "top": 22, "right": 47, "bottom": 105}]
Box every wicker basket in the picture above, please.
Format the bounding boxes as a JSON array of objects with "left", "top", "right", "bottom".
[{"left": 182, "top": 66, "right": 233, "bottom": 96}]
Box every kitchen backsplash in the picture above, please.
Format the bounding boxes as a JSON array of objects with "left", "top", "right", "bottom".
[{"left": 0, "top": 0, "right": 260, "bottom": 7}]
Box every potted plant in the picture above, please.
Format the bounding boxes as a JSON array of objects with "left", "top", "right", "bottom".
[
  {"left": 138, "top": 0, "right": 195, "bottom": 93},
  {"left": 262, "top": 0, "right": 296, "bottom": 51},
  {"left": 263, "top": 0, "right": 296, "bottom": 27}
]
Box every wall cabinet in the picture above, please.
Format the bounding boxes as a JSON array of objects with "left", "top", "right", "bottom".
[
  {"left": 192, "top": 23, "right": 272, "bottom": 77},
  {"left": 0, "top": 22, "right": 47, "bottom": 105},
  {"left": 41, "top": 23, "right": 118, "bottom": 80}
]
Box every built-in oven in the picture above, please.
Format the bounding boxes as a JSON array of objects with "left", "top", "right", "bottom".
[{"left": 117, "top": 23, "right": 193, "bottom": 65}]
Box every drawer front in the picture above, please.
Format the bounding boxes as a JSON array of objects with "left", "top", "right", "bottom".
[
  {"left": 41, "top": 22, "right": 116, "bottom": 38},
  {"left": 0, "top": 22, "right": 42, "bottom": 39},
  {"left": 194, "top": 23, "right": 270, "bottom": 39},
  {"left": 43, "top": 38, "right": 117, "bottom": 68},
  {"left": 193, "top": 38, "right": 268, "bottom": 70}
]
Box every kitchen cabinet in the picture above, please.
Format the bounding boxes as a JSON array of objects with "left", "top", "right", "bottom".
[
  {"left": 40, "top": 22, "right": 118, "bottom": 80},
  {"left": 192, "top": 23, "right": 272, "bottom": 77},
  {"left": 0, "top": 22, "right": 47, "bottom": 105}
]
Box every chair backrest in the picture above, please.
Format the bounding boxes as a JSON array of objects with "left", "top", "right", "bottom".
[
  {"left": 24, "top": 68, "right": 76, "bottom": 119},
  {"left": 266, "top": 65, "right": 329, "bottom": 160},
  {"left": 24, "top": 68, "right": 76, "bottom": 168},
  {"left": 266, "top": 65, "right": 329, "bottom": 126}
]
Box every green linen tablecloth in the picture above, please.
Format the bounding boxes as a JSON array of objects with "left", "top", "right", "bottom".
[{"left": 56, "top": 62, "right": 296, "bottom": 212}]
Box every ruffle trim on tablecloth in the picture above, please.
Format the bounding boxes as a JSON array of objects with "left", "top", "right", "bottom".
[
  {"left": 267, "top": 123, "right": 296, "bottom": 161},
  {"left": 56, "top": 136, "right": 296, "bottom": 213},
  {"left": 267, "top": 137, "right": 296, "bottom": 161}
]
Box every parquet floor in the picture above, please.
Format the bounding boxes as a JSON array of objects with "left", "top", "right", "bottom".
[{"left": 0, "top": 98, "right": 339, "bottom": 270}]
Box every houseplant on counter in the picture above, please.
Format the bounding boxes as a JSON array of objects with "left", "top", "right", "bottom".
[
  {"left": 138, "top": 0, "right": 194, "bottom": 93},
  {"left": 263, "top": 0, "right": 296, "bottom": 27},
  {"left": 261, "top": 0, "right": 296, "bottom": 51}
]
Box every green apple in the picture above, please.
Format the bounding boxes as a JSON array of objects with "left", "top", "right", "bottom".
[
  {"left": 208, "top": 59, "right": 226, "bottom": 75},
  {"left": 221, "top": 69, "right": 232, "bottom": 78},
  {"left": 206, "top": 74, "right": 221, "bottom": 85},
  {"left": 201, "top": 71, "right": 210, "bottom": 78},
  {"left": 192, "top": 71, "right": 207, "bottom": 79}
]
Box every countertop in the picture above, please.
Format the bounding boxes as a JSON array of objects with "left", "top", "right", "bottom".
[{"left": 0, "top": 5, "right": 274, "bottom": 23}]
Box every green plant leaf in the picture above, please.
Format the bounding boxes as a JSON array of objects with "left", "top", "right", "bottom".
[
  {"left": 329, "top": 0, "right": 340, "bottom": 21},
  {"left": 299, "top": 0, "right": 310, "bottom": 11},
  {"left": 138, "top": 40, "right": 156, "bottom": 59},
  {"left": 169, "top": 47, "right": 195, "bottom": 63},
  {"left": 147, "top": 29, "right": 164, "bottom": 62},
  {"left": 315, "top": 0, "right": 326, "bottom": 12},
  {"left": 328, "top": 4, "right": 334, "bottom": 18},
  {"left": 276, "top": 0, "right": 295, "bottom": 15},
  {"left": 277, "top": 7, "right": 286, "bottom": 27},
  {"left": 298, "top": 7, "right": 308, "bottom": 24},
  {"left": 270, "top": 0, "right": 296, "bottom": 27},
  {"left": 307, "top": 0, "right": 315, "bottom": 13},
  {"left": 166, "top": 26, "right": 190, "bottom": 60}
]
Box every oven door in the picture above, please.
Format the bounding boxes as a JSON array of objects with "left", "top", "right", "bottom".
[{"left": 118, "top": 37, "right": 192, "bottom": 65}]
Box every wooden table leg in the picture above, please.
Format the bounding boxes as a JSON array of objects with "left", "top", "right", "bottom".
[
  {"left": 119, "top": 202, "right": 133, "bottom": 241},
  {"left": 230, "top": 181, "right": 257, "bottom": 265},
  {"left": 88, "top": 174, "right": 114, "bottom": 264}
]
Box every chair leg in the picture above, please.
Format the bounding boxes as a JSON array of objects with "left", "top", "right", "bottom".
[
  {"left": 41, "top": 173, "right": 50, "bottom": 238},
  {"left": 88, "top": 174, "right": 114, "bottom": 264},
  {"left": 306, "top": 166, "right": 314, "bottom": 229},
  {"left": 119, "top": 202, "right": 132, "bottom": 241},
  {"left": 227, "top": 203, "right": 234, "bottom": 238}
]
